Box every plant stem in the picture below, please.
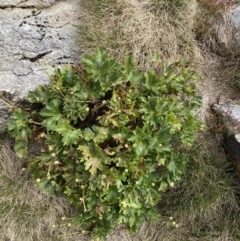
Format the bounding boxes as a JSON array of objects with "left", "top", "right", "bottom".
[
  {"left": 0, "top": 94, "right": 15, "bottom": 109},
  {"left": 28, "top": 120, "right": 42, "bottom": 125}
]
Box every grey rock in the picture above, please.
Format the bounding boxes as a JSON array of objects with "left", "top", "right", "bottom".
[
  {"left": 0, "top": 0, "right": 82, "bottom": 132},
  {"left": 215, "top": 104, "right": 240, "bottom": 170},
  {"left": 212, "top": 104, "right": 240, "bottom": 142},
  {"left": 230, "top": 6, "right": 240, "bottom": 49}
]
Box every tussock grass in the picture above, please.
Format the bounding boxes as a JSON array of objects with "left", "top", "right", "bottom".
[{"left": 79, "top": 0, "right": 198, "bottom": 71}]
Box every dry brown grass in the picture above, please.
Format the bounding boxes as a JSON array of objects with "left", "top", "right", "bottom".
[
  {"left": 79, "top": 0, "right": 199, "bottom": 70},
  {"left": 194, "top": 0, "right": 240, "bottom": 99}
]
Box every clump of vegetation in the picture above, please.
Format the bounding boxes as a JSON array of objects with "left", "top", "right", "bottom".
[{"left": 7, "top": 49, "right": 203, "bottom": 239}]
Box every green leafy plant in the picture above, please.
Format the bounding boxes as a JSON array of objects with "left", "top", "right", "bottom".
[{"left": 7, "top": 49, "right": 203, "bottom": 239}]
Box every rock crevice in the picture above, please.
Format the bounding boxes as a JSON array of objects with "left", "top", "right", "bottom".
[{"left": 0, "top": 0, "right": 56, "bottom": 9}]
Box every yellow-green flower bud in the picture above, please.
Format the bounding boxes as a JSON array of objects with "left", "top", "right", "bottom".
[{"left": 48, "top": 145, "right": 54, "bottom": 151}]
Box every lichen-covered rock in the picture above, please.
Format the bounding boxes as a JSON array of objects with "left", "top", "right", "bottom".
[{"left": 0, "top": 0, "right": 82, "bottom": 132}]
